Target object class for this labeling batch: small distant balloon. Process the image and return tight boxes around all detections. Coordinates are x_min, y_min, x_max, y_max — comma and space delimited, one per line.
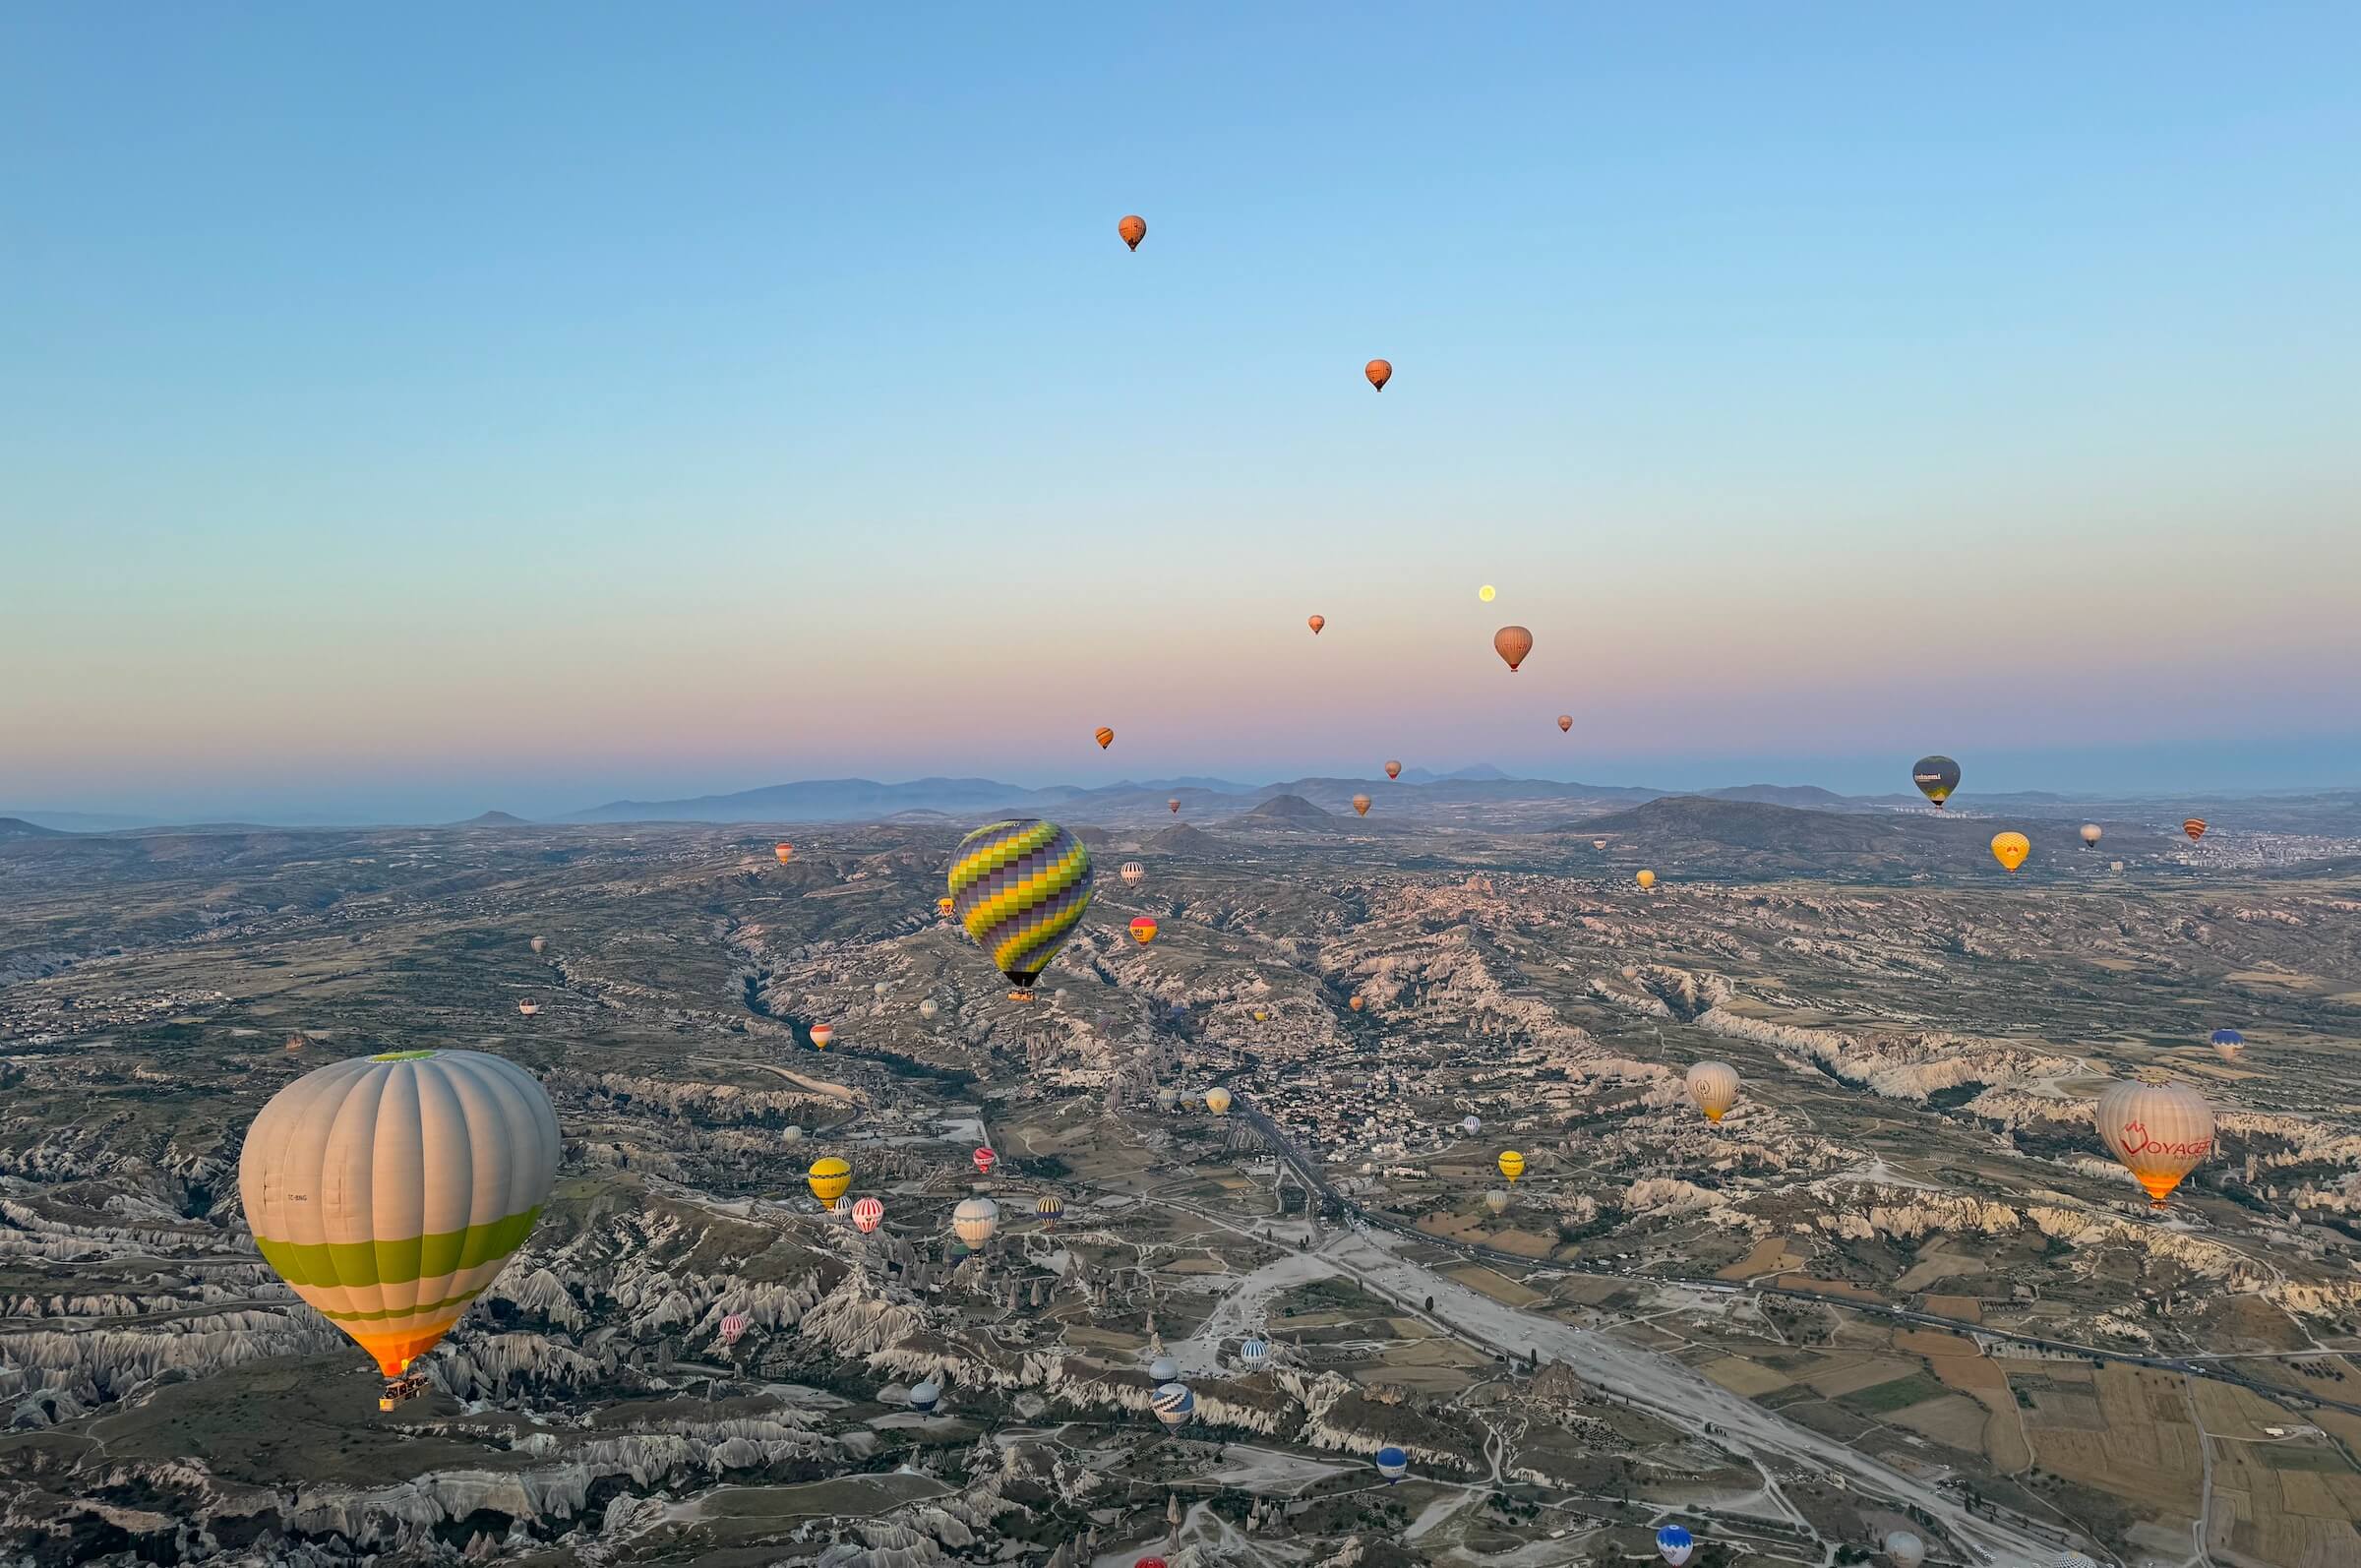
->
811, 1022, 835, 1049
529, 935, 547, 954
952, 1196, 999, 1247
1306, 614, 1325, 635
1910, 756, 1960, 809
1129, 915, 1159, 945
830, 1195, 853, 1224
1990, 831, 2029, 873
873, 981, 889, 1000
1352, 794, 1371, 817
2096, 1080, 2214, 1206
2183, 816, 2209, 842
853, 1196, 884, 1233
807, 1157, 852, 1203
1349, 995, 1364, 1012
2081, 823, 2103, 848
1035, 1193, 1064, 1224
1117, 213, 1146, 251
1206, 1087, 1233, 1115
2210, 1027, 2245, 1063
1483, 1187, 1509, 1215
938, 895, 955, 918
1374, 1445, 1410, 1481
774, 842, 795, 865
919, 997, 939, 1021
1557, 714, 1573, 733
1636, 870, 1657, 890
1253, 1009, 1267, 1023
1168, 798, 1181, 814
1478, 584, 1495, 602
1492, 625, 1533, 672
1498, 1149, 1526, 1182
1151, 1380, 1195, 1428
1884, 1532, 1925, 1568
973, 1145, 998, 1177
1094, 726, 1115, 751
1364, 359, 1392, 392
1686, 1060, 1740, 1122
1120, 861, 1146, 886
719, 1311, 751, 1348
908, 1378, 941, 1413
1384, 760, 1401, 780
1239, 1337, 1269, 1370
516, 1000, 538, 1017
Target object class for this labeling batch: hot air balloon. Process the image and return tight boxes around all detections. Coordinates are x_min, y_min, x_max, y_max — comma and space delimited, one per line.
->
1492, 626, 1533, 673
811, 1023, 835, 1050
283, 1033, 307, 1054
1137, 1558, 1168, 1568
1094, 726, 1115, 751
1460, 1116, 1482, 1136
873, 981, 890, 1001
2052, 1553, 2098, 1568
782, 1125, 805, 1144
239, 1051, 560, 1406
1498, 1150, 1526, 1183
1148, 1353, 1179, 1382
938, 895, 955, 918
919, 997, 939, 1021
1374, 1445, 1410, 1481
1151, 1381, 1195, 1428
1352, 794, 1371, 816
1884, 1532, 1925, 1568
1685, 1061, 1740, 1123
948, 819, 1095, 1000
2183, 817, 2209, 842
853, 1196, 884, 1234
2081, 823, 2103, 849
720, 1311, 751, 1348
1239, 1336, 1269, 1371
1364, 359, 1392, 392
1557, 714, 1573, 733
2210, 1027, 2245, 1063
973, 1146, 998, 1178
2096, 1080, 2213, 1207
1206, 1087, 1233, 1116
1117, 214, 1146, 251
1636, 870, 1658, 891
1120, 861, 1146, 886
1168, 798, 1180, 814
529, 935, 547, 954
516, 1000, 538, 1017
1384, 760, 1402, 780
1156, 1087, 1180, 1113
1478, 584, 1495, 602
1990, 831, 2030, 873
1483, 1187, 1510, 1215
1349, 995, 1364, 1011
1035, 1193, 1064, 1225
828, 1196, 853, 1225
774, 842, 795, 865
1306, 614, 1325, 634
952, 1196, 999, 1248
1657, 1526, 1696, 1567
1910, 756, 1960, 809
1593, 839, 1607, 851
807, 1157, 852, 1203
1129, 915, 1159, 945
908, 1378, 941, 1413
1253, 1009, 1267, 1023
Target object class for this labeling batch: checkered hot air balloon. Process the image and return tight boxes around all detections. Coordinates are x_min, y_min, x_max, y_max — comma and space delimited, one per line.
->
947, 819, 1095, 999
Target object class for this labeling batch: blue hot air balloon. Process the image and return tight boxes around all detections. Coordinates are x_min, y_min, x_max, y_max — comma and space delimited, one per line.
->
1239, 1337, 1270, 1371
1374, 1445, 1409, 1482
1151, 1381, 1194, 1429
908, 1378, 941, 1413
2210, 1027, 2246, 1062
1657, 1526, 1696, 1566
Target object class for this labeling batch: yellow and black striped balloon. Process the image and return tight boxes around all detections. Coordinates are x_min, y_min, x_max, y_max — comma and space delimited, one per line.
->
947, 819, 1094, 992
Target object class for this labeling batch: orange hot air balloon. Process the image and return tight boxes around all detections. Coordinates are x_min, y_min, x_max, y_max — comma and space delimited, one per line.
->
1557, 714, 1573, 733
1118, 214, 1146, 251
1352, 794, 1371, 816
1306, 615, 1325, 635
1168, 798, 1180, 814
1094, 726, 1115, 751
1349, 995, 1364, 1012
810, 1023, 834, 1050
1364, 359, 1392, 392
773, 843, 794, 865
1990, 832, 2030, 873
2183, 817, 2208, 842
1635, 870, 1657, 890
1492, 626, 1533, 673
1384, 760, 1401, 780
1128, 916, 1159, 946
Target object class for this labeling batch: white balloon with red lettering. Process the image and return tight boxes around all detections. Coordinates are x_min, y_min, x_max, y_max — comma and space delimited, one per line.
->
2095, 1080, 2214, 1207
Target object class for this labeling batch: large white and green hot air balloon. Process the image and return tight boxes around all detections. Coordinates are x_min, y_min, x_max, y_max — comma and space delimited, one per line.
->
239, 1050, 560, 1404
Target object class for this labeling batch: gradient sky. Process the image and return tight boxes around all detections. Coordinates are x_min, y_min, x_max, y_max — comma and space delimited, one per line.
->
6, 4, 2357, 822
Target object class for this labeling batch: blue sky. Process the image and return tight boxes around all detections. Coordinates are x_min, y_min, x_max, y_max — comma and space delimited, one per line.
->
5, 4, 2356, 822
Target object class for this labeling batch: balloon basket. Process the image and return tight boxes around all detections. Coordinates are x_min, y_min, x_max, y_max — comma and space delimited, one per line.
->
1006, 989, 1035, 1002
379, 1371, 428, 1412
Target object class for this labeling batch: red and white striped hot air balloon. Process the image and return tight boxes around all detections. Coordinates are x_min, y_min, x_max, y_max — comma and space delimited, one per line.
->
810, 1023, 834, 1050
853, 1196, 883, 1234
973, 1145, 997, 1178
720, 1312, 751, 1347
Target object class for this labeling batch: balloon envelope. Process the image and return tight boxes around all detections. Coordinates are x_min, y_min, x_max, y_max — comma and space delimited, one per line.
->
1492, 625, 1533, 672
1352, 794, 1371, 816
1151, 1380, 1194, 1426
1035, 1193, 1064, 1221
1349, 995, 1364, 1011
1374, 1445, 1409, 1480
239, 1050, 561, 1378
1885, 1533, 1925, 1568
2184, 817, 2209, 841
1206, 1087, 1233, 1115
1991, 831, 2030, 873
2096, 1081, 2214, 1205
1117, 213, 1145, 250
1364, 359, 1391, 391
973, 1146, 997, 1176
773, 842, 795, 864
720, 1311, 751, 1346
2081, 822, 2103, 847
1483, 1188, 1509, 1215
1384, 760, 1401, 779
1240, 1337, 1269, 1368
1636, 870, 1658, 890
1094, 726, 1115, 751
948, 819, 1095, 994
1120, 861, 1146, 886
853, 1197, 884, 1233
2210, 1027, 2245, 1063
1129, 915, 1159, 945
1498, 1149, 1526, 1182
908, 1378, 940, 1412
1168, 798, 1180, 813
1306, 614, 1325, 634
811, 1023, 835, 1049
808, 1158, 852, 1202
1686, 1060, 1740, 1122
1557, 714, 1572, 733
952, 1197, 999, 1247
1657, 1526, 1695, 1567
1911, 756, 1960, 807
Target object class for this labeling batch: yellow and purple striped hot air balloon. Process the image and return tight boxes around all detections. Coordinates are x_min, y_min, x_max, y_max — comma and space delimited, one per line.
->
238, 1050, 560, 1405
947, 819, 1095, 999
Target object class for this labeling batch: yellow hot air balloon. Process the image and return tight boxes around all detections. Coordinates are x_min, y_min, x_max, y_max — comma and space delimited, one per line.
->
2095, 1081, 2213, 1207
1636, 870, 1657, 890
1206, 1086, 1233, 1116
1478, 584, 1495, 602
1352, 794, 1371, 816
1990, 831, 2029, 873
807, 1157, 853, 1203
239, 1051, 560, 1399
1253, 1009, 1267, 1023
1685, 1060, 1740, 1122
1492, 625, 1533, 672
938, 895, 955, 918
1497, 1149, 1526, 1183
1117, 213, 1146, 251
